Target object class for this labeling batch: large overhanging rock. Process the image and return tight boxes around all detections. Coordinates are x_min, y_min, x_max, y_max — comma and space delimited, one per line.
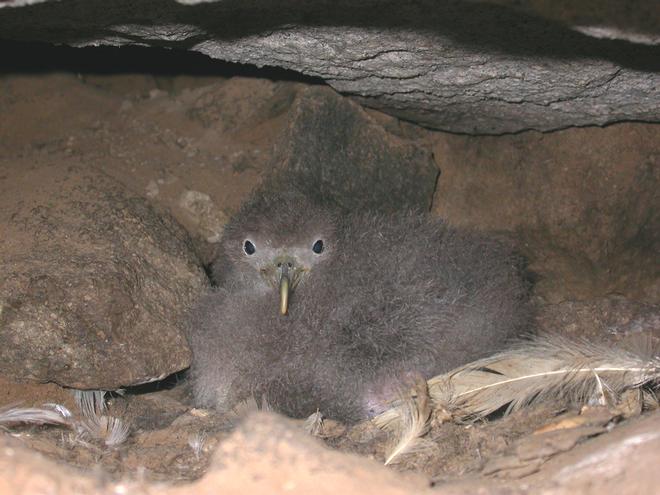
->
0, 0, 658, 134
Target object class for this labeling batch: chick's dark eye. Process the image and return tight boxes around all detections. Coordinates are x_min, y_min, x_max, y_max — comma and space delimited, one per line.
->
312, 239, 324, 254
243, 240, 256, 255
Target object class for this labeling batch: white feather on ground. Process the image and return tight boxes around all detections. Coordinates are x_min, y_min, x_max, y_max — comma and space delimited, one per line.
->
0, 389, 129, 447
429, 334, 660, 420
303, 410, 324, 436
72, 390, 129, 446
73, 390, 107, 417
0, 406, 71, 428
375, 377, 432, 465
187, 432, 207, 459
78, 413, 130, 447
374, 333, 660, 464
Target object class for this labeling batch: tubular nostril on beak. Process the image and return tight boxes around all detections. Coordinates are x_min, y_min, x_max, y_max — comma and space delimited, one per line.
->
275, 257, 295, 271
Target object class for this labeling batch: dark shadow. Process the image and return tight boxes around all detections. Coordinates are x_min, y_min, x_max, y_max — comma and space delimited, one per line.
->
0, 0, 657, 72
120, 369, 189, 396
0, 38, 323, 83
201, 262, 216, 287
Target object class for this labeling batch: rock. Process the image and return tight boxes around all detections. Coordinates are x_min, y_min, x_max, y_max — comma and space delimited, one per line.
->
2, 409, 660, 495
0, 411, 430, 495
431, 123, 660, 304
200, 412, 431, 495
145, 179, 160, 198
0, 163, 207, 389
177, 190, 227, 243
184, 77, 298, 133
0, 1, 657, 133
521, 411, 660, 494
537, 295, 660, 343
273, 86, 438, 212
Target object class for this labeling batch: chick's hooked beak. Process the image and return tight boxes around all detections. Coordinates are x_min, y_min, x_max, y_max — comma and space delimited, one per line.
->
279, 262, 290, 316
273, 257, 305, 316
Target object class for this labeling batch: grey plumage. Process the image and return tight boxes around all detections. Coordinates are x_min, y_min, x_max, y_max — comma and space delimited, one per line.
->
187, 187, 532, 423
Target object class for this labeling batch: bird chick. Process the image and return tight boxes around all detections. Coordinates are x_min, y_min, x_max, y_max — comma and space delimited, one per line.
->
187, 188, 532, 423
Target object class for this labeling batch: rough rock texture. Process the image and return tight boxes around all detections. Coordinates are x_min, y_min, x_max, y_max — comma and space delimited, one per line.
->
432, 123, 660, 304
0, 412, 432, 495
0, 68, 297, 259
273, 86, 439, 212
199, 413, 431, 495
0, 163, 207, 389
2, 410, 660, 495
520, 411, 660, 494
0, 0, 658, 133
537, 295, 660, 344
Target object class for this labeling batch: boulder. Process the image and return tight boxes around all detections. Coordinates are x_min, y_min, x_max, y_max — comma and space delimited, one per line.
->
273, 86, 438, 212
0, 163, 207, 389
432, 123, 660, 304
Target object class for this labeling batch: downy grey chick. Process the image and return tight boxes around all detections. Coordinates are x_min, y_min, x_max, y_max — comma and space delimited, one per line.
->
188, 188, 532, 423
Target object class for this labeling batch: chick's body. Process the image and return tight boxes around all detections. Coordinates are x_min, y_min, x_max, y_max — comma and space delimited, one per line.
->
188, 190, 531, 422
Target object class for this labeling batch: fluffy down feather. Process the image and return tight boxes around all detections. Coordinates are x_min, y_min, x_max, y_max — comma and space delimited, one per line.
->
187, 188, 532, 422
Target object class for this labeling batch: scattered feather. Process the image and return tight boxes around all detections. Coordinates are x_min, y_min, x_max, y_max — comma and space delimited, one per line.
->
101, 416, 130, 446
589, 371, 609, 406
303, 410, 324, 436
187, 432, 207, 459
2, 389, 129, 447
61, 431, 103, 452
79, 415, 130, 447
73, 390, 107, 418
373, 334, 660, 466
372, 404, 402, 431
44, 403, 73, 418
0, 406, 71, 428
427, 333, 660, 421
228, 396, 273, 424
73, 390, 129, 446
382, 378, 432, 465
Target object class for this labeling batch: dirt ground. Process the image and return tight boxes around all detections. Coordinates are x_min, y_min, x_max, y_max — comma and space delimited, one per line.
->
0, 44, 659, 494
